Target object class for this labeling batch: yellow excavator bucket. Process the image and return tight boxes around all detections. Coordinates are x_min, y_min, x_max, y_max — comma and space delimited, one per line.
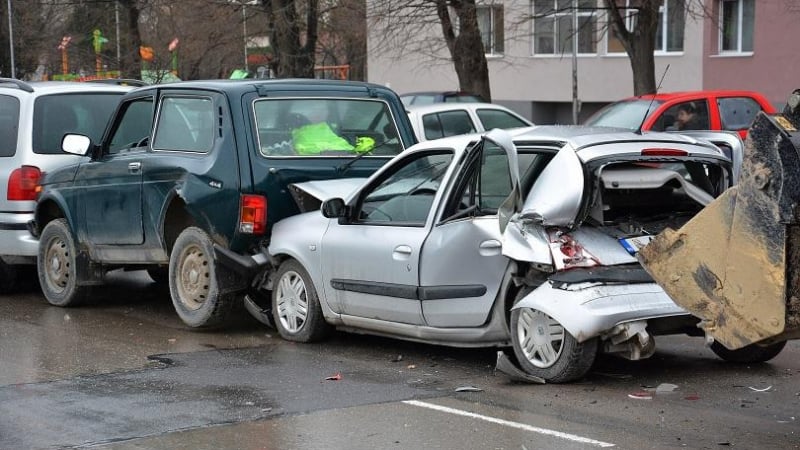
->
640, 90, 800, 350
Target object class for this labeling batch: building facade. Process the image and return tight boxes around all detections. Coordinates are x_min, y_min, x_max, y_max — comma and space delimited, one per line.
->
367, 0, 798, 124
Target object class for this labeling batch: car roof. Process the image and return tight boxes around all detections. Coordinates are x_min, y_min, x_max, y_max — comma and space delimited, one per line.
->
405, 102, 520, 115
621, 90, 768, 102
126, 78, 397, 96
0, 80, 132, 96
401, 91, 476, 96
407, 125, 726, 160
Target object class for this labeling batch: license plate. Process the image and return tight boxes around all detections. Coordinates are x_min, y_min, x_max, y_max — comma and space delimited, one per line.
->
619, 236, 654, 255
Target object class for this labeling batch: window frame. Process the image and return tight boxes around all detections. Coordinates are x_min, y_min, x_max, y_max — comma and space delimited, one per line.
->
532, 0, 598, 56
718, 0, 755, 54
152, 94, 216, 154
477, 4, 505, 55
606, 0, 684, 55
104, 94, 155, 156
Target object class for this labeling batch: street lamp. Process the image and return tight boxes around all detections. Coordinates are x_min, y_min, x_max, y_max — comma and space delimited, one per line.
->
6, 0, 15, 78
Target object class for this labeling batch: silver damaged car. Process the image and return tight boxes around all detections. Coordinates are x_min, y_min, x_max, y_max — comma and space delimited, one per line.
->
235, 126, 763, 383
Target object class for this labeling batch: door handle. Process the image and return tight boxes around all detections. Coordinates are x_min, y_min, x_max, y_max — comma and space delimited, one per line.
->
392, 245, 413, 260
479, 239, 502, 256
128, 162, 141, 173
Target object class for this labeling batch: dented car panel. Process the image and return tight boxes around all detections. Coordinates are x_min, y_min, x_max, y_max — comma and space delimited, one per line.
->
640, 102, 800, 350
518, 143, 584, 227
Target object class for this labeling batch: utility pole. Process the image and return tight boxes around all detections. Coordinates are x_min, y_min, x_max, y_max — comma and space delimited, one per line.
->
115, 1, 121, 70
243, 2, 248, 71
571, 0, 579, 125
6, 0, 15, 78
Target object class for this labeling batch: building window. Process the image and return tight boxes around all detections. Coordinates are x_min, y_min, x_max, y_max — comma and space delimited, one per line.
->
478, 4, 505, 55
533, 0, 597, 55
606, 0, 684, 54
720, 0, 754, 53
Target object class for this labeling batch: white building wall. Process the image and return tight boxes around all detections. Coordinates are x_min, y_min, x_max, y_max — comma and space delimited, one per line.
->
367, 1, 706, 122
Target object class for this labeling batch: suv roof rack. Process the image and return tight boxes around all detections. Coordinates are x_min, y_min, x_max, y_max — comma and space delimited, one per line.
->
0, 78, 34, 93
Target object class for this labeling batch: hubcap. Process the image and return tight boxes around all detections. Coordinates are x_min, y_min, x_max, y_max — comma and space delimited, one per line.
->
276, 270, 309, 333
517, 308, 565, 369
176, 243, 210, 311
44, 236, 70, 293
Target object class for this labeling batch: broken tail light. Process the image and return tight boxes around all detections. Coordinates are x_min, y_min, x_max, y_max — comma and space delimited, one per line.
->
240, 194, 267, 235
7, 165, 42, 201
548, 229, 599, 271
641, 148, 688, 157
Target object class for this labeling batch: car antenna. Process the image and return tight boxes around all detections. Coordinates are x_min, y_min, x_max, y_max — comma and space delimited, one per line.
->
635, 64, 670, 135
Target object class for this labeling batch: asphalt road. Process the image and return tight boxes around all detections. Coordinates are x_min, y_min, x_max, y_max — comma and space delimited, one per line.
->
1, 270, 798, 450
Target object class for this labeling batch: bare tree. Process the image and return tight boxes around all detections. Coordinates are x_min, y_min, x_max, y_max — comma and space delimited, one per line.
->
369, 1, 491, 101
260, 0, 319, 78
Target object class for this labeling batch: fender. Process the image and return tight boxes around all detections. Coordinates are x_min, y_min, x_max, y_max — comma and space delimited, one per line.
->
33, 191, 79, 239
512, 281, 688, 343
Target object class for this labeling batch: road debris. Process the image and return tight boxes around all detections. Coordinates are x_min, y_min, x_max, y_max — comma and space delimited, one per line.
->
325, 373, 343, 381
748, 385, 773, 392
684, 394, 700, 401
455, 386, 483, 392
494, 351, 545, 384
391, 354, 403, 362
628, 391, 653, 400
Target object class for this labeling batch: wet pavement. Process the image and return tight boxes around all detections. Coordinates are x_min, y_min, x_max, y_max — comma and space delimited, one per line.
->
1, 271, 799, 449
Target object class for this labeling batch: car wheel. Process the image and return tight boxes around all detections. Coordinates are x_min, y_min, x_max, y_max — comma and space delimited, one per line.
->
710, 340, 786, 363
272, 258, 330, 342
510, 307, 598, 383
37, 218, 90, 306
0, 258, 17, 295
169, 227, 236, 328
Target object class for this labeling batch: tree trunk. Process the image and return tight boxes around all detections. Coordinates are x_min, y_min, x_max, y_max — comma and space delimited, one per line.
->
118, 0, 142, 79
605, 0, 660, 96
435, 0, 491, 102
263, 0, 318, 78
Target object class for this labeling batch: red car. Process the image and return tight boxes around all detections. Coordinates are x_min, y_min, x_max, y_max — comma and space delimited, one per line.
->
584, 90, 776, 139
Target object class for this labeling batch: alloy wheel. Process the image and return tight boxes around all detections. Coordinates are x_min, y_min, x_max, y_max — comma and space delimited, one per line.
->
516, 308, 566, 368
276, 270, 309, 333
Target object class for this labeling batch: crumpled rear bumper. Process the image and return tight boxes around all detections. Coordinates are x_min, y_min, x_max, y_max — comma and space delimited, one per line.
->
512, 281, 688, 343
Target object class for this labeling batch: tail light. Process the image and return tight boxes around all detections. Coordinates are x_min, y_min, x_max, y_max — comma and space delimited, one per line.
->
548, 229, 599, 271
7, 165, 42, 201
240, 194, 267, 235
641, 148, 687, 156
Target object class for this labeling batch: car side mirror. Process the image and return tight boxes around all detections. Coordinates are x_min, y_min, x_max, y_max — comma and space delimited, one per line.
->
62, 134, 91, 156
321, 198, 346, 218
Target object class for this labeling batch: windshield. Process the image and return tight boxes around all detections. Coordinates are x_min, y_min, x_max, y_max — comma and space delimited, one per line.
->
584, 99, 664, 130
254, 98, 403, 157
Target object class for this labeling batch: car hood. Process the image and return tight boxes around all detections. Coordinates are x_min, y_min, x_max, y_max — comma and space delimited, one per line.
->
288, 177, 367, 212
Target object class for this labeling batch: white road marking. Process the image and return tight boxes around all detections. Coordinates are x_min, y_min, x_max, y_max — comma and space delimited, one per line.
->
403, 400, 615, 448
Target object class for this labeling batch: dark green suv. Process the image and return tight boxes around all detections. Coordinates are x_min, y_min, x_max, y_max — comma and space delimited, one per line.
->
32, 79, 415, 327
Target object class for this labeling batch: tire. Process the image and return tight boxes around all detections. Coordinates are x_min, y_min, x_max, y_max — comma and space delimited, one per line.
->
271, 258, 330, 342
0, 258, 17, 295
510, 306, 598, 383
37, 218, 90, 306
711, 340, 786, 363
168, 227, 237, 328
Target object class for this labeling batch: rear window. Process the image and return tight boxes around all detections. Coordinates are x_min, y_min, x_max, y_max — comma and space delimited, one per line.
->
476, 108, 530, 130
718, 96, 762, 131
584, 99, 663, 130
32, 93, 122, 154
0, 95, 20, 157
422, 110, 475, 140
254, 98, 403, 157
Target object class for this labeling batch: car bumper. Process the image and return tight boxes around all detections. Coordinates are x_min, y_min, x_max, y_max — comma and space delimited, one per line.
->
512, 281, 689, 343
0, 212, 38, 260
